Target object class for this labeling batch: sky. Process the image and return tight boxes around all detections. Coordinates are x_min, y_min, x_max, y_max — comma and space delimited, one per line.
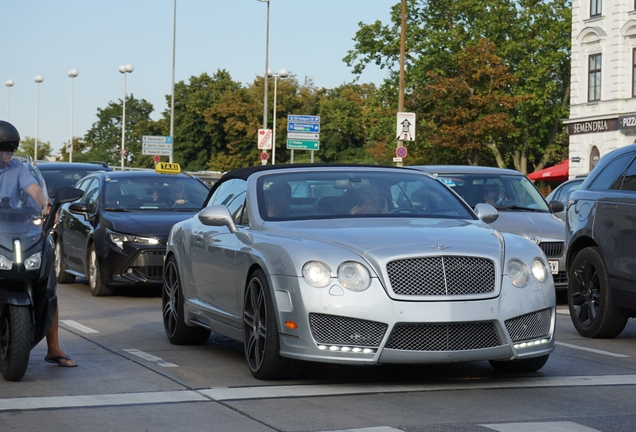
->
2, 0, 398, 157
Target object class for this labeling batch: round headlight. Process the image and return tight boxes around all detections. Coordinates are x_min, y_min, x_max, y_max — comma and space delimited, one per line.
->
302, 261, 332, 288
507, 259, 529, 287
337, 261, 371, 292
531, 258, 548, 283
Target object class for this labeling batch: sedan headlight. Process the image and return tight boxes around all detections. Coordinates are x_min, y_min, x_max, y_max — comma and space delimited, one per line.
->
0, 253, 12, 270
24, 252, 42, 270
507, 259, 529, 287
337, 261, 371, 292
531, 258, 548, 283
108, 231, 160, 250
302, 261, 332, 288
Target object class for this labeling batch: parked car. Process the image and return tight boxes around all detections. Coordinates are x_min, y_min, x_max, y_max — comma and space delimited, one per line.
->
35, 161, 111, 202
163, 164, 556, 380
411, 166, 567, 290
54, 168, 209, 296
545, 177, 586, 222
566, 144, 636, 338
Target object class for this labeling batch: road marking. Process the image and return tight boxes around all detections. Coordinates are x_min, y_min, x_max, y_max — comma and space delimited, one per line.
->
556, 307, 569, 315
2, 374, 636, 412
481, 421, 600, 431
123, 349, 179, 367
60, 320, 99, 333
0, 391, 206, 411
556, 341, 629, 358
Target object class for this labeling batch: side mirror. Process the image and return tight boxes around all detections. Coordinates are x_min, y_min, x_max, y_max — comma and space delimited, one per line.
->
69, 202, 89, 214
474, 203, 499, 224
549, 200, 565, 213
43, 187, 84, 232
198, 205, 237, 233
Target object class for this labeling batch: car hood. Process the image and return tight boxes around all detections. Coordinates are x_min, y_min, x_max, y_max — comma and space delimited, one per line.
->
269, 218, 504, 259
104, 211, 197, 238
490, 211, 565, 242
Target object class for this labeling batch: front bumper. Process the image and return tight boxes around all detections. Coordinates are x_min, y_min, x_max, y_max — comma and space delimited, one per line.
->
98, 241, 165, 286
271, 276, 556, 366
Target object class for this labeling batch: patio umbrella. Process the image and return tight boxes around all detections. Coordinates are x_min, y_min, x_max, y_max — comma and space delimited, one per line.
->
528, 160, 569, 182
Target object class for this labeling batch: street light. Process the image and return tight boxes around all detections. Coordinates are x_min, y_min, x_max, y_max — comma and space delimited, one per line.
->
5, 80, 13, 120
170, 0, 177, 164
119, 64, 134, 169
34, 75, 43, 161
268, 68, 289, 165
258, 0, 270, 163
67, 69, 78, 163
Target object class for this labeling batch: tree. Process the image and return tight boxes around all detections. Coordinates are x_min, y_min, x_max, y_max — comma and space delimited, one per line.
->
15, 137, 53, 161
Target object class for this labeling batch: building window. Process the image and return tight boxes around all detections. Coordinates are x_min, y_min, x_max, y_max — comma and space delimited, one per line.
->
590, 0, 601, 17
588, 54, 602, 102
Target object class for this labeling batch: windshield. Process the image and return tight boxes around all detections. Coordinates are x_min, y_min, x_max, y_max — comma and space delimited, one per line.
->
435, 173, 550, 212
0, 157, 45, 235
39, 166, 107, 199
257, 170, 475, 221
103, 176, 209, 211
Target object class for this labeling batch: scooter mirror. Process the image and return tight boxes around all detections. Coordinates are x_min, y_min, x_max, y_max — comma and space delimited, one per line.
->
43, 187, 84, 232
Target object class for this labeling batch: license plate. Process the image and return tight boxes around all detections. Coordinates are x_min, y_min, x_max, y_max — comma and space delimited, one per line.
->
549, 260, 559, 275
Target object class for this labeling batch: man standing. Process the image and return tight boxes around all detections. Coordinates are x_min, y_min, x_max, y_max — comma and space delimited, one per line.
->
0, 120, 77, 367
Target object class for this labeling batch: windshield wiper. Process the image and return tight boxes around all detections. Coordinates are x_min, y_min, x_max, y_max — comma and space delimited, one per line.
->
104, 207, 132, 212
496, 205, 546, 212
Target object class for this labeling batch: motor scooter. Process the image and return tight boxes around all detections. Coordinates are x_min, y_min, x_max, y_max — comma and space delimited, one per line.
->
0, 158, 82, 381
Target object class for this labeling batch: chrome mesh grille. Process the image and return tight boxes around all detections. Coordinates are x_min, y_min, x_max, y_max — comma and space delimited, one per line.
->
309, 314, 388, 347
130, 250, 165, 279
539, 242, 564, 258
505, 308, 552, 342
386, 256, 496, 296
386, 322, 502, 351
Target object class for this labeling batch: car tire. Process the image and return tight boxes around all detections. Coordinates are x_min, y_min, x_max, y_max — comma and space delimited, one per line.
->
0, 305, 33, 382
88, 244, 114, 297
243, 269, 296, 380
55, 240, 75, 284
162, 256, 210, 345
568, 246, 628, 338
489, 354, 549, 373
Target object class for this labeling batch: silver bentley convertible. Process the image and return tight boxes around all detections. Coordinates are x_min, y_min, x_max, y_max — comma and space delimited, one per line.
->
162, 165, 556, 379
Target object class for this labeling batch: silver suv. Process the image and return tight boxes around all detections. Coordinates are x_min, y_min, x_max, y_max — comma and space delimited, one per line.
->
566, 144, 636, 338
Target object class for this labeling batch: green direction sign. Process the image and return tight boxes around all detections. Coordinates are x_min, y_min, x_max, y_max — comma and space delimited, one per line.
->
287, 139, 319, 150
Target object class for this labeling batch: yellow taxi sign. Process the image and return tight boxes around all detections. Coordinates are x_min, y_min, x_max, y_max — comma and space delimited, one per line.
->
155, 162, 181, 174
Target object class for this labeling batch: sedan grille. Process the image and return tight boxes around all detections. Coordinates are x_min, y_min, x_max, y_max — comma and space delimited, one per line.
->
386, 322, 502, 351
129, 250, 165, 280
309, 313, 388, 347
539, 242, 564, 258
386, 256, 496, 296
505, 308, 552, 342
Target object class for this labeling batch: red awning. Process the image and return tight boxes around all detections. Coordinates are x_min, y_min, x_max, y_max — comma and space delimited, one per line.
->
528, 160, 569, 182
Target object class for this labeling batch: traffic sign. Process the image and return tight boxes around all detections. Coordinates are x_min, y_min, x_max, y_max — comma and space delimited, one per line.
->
287, 122, 320, 133
288, 115, 320, 122
142, 135, 173, 144
287, 139, 319, 150
153, 155, 161, 163
396, 112, 416, 141
288, 132, 319, 140
258, 129, 273, 150
261, 151, 269, 160
396, 146, 407, 158
143, 149, 172, 156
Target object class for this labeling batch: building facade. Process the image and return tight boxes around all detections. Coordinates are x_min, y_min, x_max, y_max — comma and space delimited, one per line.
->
566, 0, 636, 177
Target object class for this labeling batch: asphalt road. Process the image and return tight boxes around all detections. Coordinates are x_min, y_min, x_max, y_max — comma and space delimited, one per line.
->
2, 281, 636, 432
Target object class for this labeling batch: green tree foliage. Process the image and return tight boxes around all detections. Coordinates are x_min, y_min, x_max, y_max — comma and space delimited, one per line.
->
344, 0, 571, 173
82, 95, 159, 167
16, 137, 53, 161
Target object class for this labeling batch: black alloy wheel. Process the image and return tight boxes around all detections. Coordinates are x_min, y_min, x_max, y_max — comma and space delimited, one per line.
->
88, 244, 113, 296
0, 305, 33, 382
568, 247, 628, 338
162, 256, 210, 345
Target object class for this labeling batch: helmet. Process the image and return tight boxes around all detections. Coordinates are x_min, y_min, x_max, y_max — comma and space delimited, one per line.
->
0, 121, 20, 152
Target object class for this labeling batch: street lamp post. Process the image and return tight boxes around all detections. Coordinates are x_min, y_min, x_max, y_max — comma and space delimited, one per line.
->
34, 75, 43, 161
5, 80, 13, 121
68, 69, 78, 163
268, 68, 288, 165
258, 0, 270, 164
170, 0, 177, 164
119, 64, 134, 169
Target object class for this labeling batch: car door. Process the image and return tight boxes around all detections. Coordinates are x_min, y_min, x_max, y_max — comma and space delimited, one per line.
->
590, 153, 636, 298
64, 177, 100, 274
190, 178, 247, 324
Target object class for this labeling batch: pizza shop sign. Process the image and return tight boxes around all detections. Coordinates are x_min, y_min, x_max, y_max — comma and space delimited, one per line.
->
567, 119, 618, 135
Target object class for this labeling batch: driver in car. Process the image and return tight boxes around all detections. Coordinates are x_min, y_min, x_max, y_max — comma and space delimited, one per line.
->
0, 120, 77, 367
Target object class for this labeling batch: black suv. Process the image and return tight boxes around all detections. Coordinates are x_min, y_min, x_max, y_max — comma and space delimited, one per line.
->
566, 143, 636, 338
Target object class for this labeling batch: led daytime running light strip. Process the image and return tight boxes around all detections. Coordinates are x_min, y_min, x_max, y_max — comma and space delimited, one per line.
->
513, 338, 550, 349
14, 239, 22, 264
317, 345, 376, 354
